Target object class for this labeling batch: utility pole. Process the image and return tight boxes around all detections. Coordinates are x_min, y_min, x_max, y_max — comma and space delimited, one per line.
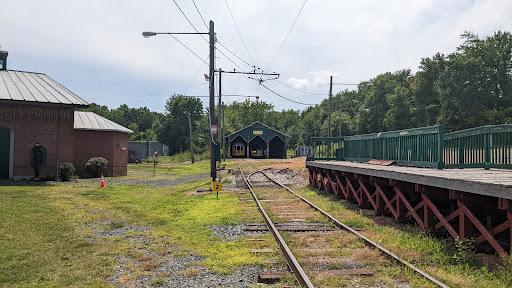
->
185, 111, 194, 163
209, 20, 216, 181
328, 75, 333, 138
217, 69, 222, 169
339, 103, 342, 137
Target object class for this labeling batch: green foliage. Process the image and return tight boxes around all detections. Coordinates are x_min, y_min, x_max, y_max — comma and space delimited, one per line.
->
78, 30, 512, 153
452, 237, 476, 265
85, 157, 108, 178
59, 162, 75, 182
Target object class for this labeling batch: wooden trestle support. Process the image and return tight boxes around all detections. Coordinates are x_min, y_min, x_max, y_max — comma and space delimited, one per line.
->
308, 166, 512, 255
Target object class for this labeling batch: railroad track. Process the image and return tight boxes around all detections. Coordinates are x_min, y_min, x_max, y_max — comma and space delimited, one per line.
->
238, 162, 449, 288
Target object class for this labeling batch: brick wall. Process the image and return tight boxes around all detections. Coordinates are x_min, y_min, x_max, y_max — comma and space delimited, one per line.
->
0, 103, 74, 179
0, 103, 129, 179
73, 130, 128, 177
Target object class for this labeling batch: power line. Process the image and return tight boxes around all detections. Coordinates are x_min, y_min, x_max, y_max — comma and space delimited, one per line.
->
169, 34, 208, 65
267, 0, 308, 71
172, 0, 204, 35
216, 48, 246, 72
333, 83, 360, 85
182, 94, 259, 98
276, 79, 325, 95
259, 83, 315, 106
191, 0, 209, 30
86, 83, 209, 100
183, 60, 207, 95
216, 40, 253, 69
224, 0, 255, 66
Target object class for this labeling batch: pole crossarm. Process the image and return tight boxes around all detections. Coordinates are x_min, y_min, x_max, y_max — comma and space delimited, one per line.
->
214, 69, 280, 77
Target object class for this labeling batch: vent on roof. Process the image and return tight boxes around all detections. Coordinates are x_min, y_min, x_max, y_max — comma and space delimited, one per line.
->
0, 50, 7, 70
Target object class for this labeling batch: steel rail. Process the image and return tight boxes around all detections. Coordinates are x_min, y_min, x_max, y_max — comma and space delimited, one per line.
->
257, 169, 450, 288
238, 164, 314, 288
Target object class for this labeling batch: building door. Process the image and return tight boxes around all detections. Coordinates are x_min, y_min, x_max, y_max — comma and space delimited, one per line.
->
0, 126, 10, 179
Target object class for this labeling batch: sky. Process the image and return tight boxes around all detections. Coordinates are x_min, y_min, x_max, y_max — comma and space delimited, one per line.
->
1, 0, 512, 113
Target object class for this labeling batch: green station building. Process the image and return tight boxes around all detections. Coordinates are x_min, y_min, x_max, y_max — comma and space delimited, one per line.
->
225, 121, 288, 159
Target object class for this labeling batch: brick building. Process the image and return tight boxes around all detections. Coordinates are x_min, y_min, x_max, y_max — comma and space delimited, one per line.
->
0, 55, 132, 179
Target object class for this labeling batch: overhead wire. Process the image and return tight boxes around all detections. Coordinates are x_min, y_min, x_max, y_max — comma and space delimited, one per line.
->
266, 0, 308, 71
259, 83, 315, 106
86, 83, 209, 100
275, 79, 326, 95
224, 0, 255, 67
191, 0, 209, 30
168, 34, 209, 65
183, 60, 207, 95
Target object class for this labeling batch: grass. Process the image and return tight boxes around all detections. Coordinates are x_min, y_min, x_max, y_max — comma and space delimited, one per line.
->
292, 185, 512, 288
0, 186, 114, 287
0, 163, 270, 287
127, 159, 234, 176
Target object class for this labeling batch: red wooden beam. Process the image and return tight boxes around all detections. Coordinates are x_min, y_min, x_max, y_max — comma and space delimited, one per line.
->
457, 200, 506, 255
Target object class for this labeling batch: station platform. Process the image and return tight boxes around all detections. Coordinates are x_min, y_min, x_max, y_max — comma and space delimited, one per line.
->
306, 160, 512, 254
306, 161, 512, 200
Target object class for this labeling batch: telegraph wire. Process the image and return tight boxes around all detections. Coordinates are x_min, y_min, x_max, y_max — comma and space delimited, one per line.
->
224, 0, 255, 66
276, 79, 325, 95
267, 0, 308, 71
259, 83, 315, 106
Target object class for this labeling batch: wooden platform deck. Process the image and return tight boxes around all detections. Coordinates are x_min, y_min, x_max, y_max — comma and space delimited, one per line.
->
306, 161, 512, 200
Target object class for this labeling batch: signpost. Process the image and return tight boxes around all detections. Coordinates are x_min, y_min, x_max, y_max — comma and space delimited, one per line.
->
211, 125, 217, 135
153, 151, 158, 176
212, 180, 222, 199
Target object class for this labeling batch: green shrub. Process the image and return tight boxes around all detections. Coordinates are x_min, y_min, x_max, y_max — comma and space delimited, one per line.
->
59, 162, 75, 182
85, 157, 108, 178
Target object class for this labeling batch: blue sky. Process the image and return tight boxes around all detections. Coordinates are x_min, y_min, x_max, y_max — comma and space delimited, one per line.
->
1, 0, 511, 113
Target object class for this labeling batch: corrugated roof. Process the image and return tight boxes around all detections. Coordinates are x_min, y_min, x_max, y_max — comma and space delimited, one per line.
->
74, 111, 133, 134
0, 70, 89, 106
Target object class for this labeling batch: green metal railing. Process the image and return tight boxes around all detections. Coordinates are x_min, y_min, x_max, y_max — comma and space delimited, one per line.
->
444, 124, 512, 169
343, 126, 444, 169
307, 137, 344, 161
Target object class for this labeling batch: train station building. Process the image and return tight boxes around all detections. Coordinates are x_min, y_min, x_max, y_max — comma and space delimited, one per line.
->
0, 53, 132, 179
225, 121, 288, 159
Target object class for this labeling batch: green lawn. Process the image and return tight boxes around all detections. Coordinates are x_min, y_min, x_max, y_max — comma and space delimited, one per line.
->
0, 163, 273, 287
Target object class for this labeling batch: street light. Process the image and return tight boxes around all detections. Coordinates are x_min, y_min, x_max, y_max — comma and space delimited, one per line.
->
143, 20, 217, 181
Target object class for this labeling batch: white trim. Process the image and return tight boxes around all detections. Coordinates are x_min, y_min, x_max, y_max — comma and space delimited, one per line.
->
9, 129, 13, 179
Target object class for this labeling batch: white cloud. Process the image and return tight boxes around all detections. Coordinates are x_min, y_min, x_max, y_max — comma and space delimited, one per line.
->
1, 0, 511, 112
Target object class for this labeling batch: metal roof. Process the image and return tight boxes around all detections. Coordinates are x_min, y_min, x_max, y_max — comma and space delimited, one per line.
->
74, 111, 133, 134
226, 121, 288, 143
0, 70, 88, 106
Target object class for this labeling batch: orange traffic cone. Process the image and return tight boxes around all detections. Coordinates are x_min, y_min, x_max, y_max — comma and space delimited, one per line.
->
101, 174, 105, 188
168, 164, 170, 172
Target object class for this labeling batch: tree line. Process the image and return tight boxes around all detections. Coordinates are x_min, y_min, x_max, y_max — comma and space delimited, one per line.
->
80, 31, 512, 156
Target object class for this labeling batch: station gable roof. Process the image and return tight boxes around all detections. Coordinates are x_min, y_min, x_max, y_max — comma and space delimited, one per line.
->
74, 111, 133, 134
226, 121, 287, 143
0, 70, 88, 106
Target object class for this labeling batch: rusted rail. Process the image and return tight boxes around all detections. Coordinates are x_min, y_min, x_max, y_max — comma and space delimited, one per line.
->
238, 164, 314, 288
257, 169, 450, 288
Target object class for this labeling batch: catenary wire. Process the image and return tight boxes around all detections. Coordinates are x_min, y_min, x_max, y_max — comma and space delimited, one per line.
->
259, 83, 315, 106
217, 41, 254, 69
266, 0, 308, 71
276, 79, 326, 95
224, 0, 255, 66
